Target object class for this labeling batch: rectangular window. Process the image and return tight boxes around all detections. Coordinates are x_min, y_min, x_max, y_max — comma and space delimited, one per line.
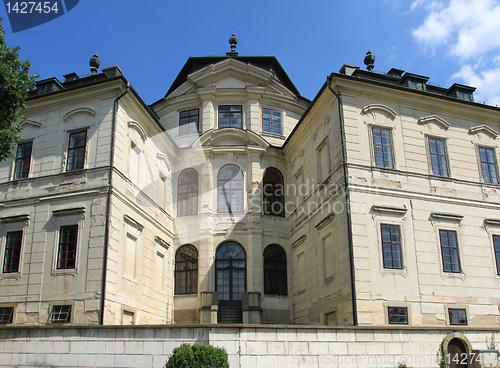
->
388, 307, 408, 324
13, 141, 32, 179
2, 231, 23, 273
50, 305, 72, 323
372, 127, 394, 168
66, 131, 87, 171
439, 230, 461, 273
179, 108, 199, 135
449, 308, 467, 325
0, 307, 14, 324
479, 147, 499, 184
428, 137, 449, 176
458, 91, 471, 101
493, 235, 500, 276
381, 224, 402, 269
262, 108, 282, 134
57, 225, 78, 269
218, 105, 242, 129
409, 81, 423, 90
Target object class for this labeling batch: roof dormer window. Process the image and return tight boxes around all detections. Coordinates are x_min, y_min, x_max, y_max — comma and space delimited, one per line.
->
409, 81, 423, 91
458, 91, 472, 101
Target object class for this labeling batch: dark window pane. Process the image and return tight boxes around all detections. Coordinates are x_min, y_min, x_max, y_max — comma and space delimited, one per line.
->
57, 225, 78, 269
263, 168, 284, 217
429, 138, 449, 176
175, 245, 198, 295
264, 244, 287, 295
439, 230, 461, 273
13, 141, 33, 179
449, 308, 467, 325
0, 307, 14, 324
50, 305, 72, 323
66, 131, 87, 171
494, 235, 500, 276
381, 224, 402, 269
3, 231, 23, 273
388, 307, 408, 324
479, 147, 499, 184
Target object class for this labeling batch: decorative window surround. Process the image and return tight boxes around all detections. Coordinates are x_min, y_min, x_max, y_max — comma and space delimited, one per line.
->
372, 206, 407, 216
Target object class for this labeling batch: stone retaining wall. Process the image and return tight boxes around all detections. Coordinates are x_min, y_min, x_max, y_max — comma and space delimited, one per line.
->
0, 325, 499, 368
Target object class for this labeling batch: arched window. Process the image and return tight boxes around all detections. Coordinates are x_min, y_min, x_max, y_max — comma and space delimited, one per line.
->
218, 164, 244, 213
263, 168, 284, 216
175, 245, 198, 295
177, 168, 198, 216
264, 244, 287, 296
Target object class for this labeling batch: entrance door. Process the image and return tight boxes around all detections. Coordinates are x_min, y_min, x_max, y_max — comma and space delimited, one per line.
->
215, 242, 246, 308
448, 338, 468, 368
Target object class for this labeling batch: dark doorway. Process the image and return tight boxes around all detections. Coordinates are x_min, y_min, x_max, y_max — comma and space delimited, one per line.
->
448, 338, 468, 368
215, 241, 246, 308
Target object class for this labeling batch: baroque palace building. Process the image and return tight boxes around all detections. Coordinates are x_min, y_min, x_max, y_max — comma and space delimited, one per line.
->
0, 37, 500, 334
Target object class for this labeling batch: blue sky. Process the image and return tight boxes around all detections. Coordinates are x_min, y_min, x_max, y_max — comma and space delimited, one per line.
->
2, 0, 500, 106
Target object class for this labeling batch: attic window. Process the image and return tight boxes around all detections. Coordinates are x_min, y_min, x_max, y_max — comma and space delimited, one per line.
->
409, 81, 423, 91
458, 91, 472, 101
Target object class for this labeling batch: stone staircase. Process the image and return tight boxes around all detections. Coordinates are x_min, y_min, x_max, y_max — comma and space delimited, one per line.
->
217, 307, 243, 324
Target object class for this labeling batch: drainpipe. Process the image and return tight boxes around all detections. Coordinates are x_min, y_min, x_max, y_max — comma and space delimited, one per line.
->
326, 74, 358, 326
100, 81, 130, 325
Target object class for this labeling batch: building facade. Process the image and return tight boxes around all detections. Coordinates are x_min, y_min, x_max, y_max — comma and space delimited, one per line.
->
0, 42, 499, 336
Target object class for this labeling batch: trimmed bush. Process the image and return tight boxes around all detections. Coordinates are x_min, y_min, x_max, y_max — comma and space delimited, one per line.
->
165, 344, 229, 368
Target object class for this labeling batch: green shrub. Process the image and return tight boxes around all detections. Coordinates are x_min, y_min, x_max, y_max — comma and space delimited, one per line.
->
165, 343, 229, 368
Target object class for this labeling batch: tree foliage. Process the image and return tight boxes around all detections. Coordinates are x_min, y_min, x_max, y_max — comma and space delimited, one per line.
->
0, 18, 37, 162
165, 344, 229, 368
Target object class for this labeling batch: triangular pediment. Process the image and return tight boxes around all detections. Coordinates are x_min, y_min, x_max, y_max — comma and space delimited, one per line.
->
197, 128, 270, 149
168, 58, 297, 99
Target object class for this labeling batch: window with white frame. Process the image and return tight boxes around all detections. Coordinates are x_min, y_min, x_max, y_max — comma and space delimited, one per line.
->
262, 108, 282, 134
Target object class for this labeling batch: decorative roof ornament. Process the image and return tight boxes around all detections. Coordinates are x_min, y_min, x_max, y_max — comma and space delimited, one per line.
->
89, 54, 100, 74
229, 34, 238, 53
364, 51, 376, 71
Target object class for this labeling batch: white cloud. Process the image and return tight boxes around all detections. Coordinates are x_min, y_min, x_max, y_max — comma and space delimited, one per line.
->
451, 61, 500, 106
412, 0, 500, 104
412, 0, 500, 59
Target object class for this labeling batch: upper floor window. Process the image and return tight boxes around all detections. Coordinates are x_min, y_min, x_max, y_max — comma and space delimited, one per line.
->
439, 229, 461, 273
13, 141, 32, 180
175, 244, 198, 295
479, 147, 499, 184
218, 164, 244, 213
2, 231, 23, 274
0, 307, 14, 324
263, 168, 284, 217
219, 105, 242, 129
57, 225, 78, 269
493, 235, 500, 276
177, 168, 198, 217
372, 127, 394, 169
179, 108, 199, 135
262, 108, 282, 134
66, 131, 87, 171
264, 244, 287, 296
458, 91, 471, 101
409, 81, 423, 91
449, 308, 467, 325
381, 224, 402, 269
428, 137, 449, 176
